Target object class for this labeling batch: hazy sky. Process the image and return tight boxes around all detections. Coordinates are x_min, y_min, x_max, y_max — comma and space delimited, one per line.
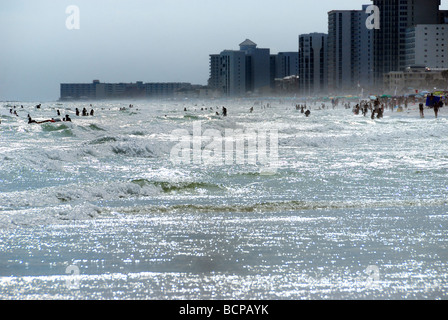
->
1, 0, 447, 101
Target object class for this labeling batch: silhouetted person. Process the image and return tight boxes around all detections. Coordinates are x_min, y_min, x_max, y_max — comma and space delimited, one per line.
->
222, 107, 227, 117
419, 103, 424, 118
305, 110, 311, 117
362, 105, 368, 117
90, 109, 94, 116
28, 116, 37, 124
434, 102, 440, 118
75, 108, 80, 116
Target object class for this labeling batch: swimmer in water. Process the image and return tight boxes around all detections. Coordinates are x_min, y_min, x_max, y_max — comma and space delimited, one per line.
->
28, 114, 55, 124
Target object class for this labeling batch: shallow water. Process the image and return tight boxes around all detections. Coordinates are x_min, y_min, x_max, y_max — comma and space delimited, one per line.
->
0, 99, 447, 299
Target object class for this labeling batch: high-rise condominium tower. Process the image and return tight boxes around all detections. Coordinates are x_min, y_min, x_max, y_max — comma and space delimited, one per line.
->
372, 0, 440, 86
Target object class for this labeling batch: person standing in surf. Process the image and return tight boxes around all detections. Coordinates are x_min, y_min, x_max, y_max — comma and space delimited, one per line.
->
419, 103, 424, 118
434, 101, 440, 118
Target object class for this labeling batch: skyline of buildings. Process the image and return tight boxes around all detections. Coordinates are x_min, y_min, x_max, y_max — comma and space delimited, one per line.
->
60, 0, 448, 101
205, 0, 448, 98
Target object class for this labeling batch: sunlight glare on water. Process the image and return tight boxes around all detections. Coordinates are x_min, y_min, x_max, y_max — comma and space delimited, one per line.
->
0, 99, 447, 299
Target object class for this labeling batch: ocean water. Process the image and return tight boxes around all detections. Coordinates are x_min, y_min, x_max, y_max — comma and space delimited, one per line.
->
0, 99, 447, 300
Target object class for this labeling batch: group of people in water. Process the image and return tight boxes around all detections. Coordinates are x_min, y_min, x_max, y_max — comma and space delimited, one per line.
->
2, 96, 445, 126
351, 95, 444, 119
28, 113, 72, 124
183, 106, 228, 117
353, 100, 384, 119
29, 104, 95, 124
2, 103, 96, 125
182, 102, 314, 118
295, 104, 311, 117
75, 107, 94, 117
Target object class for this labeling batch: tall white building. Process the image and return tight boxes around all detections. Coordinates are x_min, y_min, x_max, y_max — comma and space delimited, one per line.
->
405, 24, 448, 69
299, 33, 328, 95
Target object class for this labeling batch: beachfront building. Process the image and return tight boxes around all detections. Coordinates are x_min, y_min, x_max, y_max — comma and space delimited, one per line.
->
219, 50, 247, 97
208, 50, 247, 97
327, 6, 374, 94
60, 81, 98, 100
208, 54, 221, 89
405, 24, 448, 70
298, 33, 328, 96
60, 80, 193, 100
274, 76, 300, 95
383, 66, 448, 94
372, 0, 441, 88
239, 39, 271, 94
272, 52, 299, 79
208, 39, 272, 97
270, 52, 299, 92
